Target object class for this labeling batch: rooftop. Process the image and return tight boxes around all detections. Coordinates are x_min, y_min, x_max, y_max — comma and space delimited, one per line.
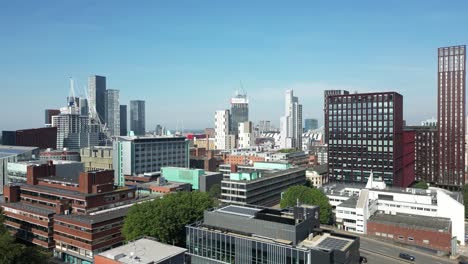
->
299, 232, 354, 252
55, 207, 129, 225
116, 135, 186, 141
307, 164, 328, 175
98, 237, 186, 264
338, 196, 358, 208
1, 201, 55, 216
0, 145, 38, 159
369, 213, 451, 232
41, 175, 79, 185
12, 159, 82, 166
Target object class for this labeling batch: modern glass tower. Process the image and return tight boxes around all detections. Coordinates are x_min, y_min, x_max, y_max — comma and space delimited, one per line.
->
230, 93, 249, 135
437, 45, 466, 188
120, 105, 127, 136
88, 75, 106, 123
280, 89, 302, 149
130, 100, 146, 136
105, 89, 120, 137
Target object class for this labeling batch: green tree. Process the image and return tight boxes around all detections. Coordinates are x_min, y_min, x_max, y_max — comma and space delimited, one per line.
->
0, 208, 49, 264
208, 184, 221, 199
413, 180, 428, 189
304, 178, 314, 188
122, 191, 214, 246
280, 185, 332, 224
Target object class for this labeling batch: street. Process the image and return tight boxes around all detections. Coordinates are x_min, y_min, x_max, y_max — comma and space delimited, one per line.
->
360, 237, 455, 264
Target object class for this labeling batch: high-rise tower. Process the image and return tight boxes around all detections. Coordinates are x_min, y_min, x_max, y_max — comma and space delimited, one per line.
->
105, 89, 120, 137
437, 45, 466, 188
280, 90, 302, 149
230, 93, 249, 135
130, 100, 146, 136
88, 75, 106, 123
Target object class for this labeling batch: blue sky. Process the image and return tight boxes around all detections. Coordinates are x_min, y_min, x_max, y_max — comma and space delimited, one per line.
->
1, 0, 467, 131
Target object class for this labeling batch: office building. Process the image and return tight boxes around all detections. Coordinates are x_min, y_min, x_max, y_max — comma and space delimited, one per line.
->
214, 110, 232, 150
1, 127, 57, 149
95, 237, 187, 264
326, 92, 413, 187
130, 100, 145, 136
119, 105, 127, 136
80, 146, 113, 171
324, 173, 465, 249
230, 93, 249, 135
44, 109, 61, 127
7, 160, 84, 184
406, 126, 438, 183
324, 90, 349, 144
186, 204, 361, 264
220, 162, 306, 206
0, 146, 39, 194
88, 75, 106, 123
280, 89, 303, 149
113, 135, 189, 186
238, 121, 254, 149
304, 118, 319, 131
161, 167, 222, 192
1, 167, 140, 263
105, 89, 120, 137
437, 45, 466, 188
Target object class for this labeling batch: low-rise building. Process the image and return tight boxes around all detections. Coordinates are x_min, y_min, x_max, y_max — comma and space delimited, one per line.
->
186, 204, 361, 264
161, 167, 222, 192
80, 146, 113, 171
1, 127, 57, 149
94, 237, 187, 264
39, 148, 81, 161
0, 145, 39, 194
322, 172, 465, 251
220, 162, 306, 206
7, 160, 84, 184
306, 164, 328, 187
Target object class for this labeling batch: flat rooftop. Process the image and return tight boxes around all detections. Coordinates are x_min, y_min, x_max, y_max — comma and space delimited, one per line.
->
1, 201, 55, 216
300, 232, 354, 252
11, 160, 82, 166
0, 145, 38, 159
98, 237, 186, 264
55, 207, 129, 225
116, 135, 186, 141
338, 196, 358, 208
369, 213, 451, 232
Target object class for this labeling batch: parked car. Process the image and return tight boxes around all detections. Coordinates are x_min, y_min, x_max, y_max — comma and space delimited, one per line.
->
399, 253, 415, 261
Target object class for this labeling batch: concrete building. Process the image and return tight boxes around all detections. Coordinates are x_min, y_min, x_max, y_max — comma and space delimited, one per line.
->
310, 144, 328, 165
2, 127, 57, 149
113, 135, 189, 187
222, 148, 309, 167
130, 100, 145, 136
119, 105, 127, 136
105, 89, 120, 137
7, 160, 84, 184
95, 237, 186, 264
80, 146, 113, 171
280, 89, 303, 149
304, 118, 318, 131
238, 121, 254, 149
437, 45, 466, 188
161, 167, 222, 192
326, 91, 414, 187
39, 148, 81, 161
230, 92, 249, 135
406, 126, 438, 183
323, 173, 465, 249
88, 75, 106, 123
52, 106, 100, 150
0, 146, 39, 194
45, 109, 61, 127
220, 162, 306, 206
186, 204, 361, 264
214, 110, 232, 150
306, 164, 328, 187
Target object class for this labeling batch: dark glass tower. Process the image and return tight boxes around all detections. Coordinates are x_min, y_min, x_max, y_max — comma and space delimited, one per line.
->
120, 105, 127, 136
230, 94, 248, 135
130, 100, 145, 136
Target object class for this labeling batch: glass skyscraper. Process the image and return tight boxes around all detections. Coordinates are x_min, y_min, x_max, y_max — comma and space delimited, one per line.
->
105, 89, 120, 137
88, 75, 106, 123
130, 100, 145, 136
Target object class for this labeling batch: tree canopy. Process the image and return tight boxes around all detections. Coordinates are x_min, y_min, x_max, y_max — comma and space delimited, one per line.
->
208, 184, 221, 199
413, 180, 428, 189
0, 208, 50, 264
280, 185, 332, 224
122, 191, 214, 246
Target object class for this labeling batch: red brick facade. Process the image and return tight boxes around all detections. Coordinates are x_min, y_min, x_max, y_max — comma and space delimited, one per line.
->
367, 220, 452, 252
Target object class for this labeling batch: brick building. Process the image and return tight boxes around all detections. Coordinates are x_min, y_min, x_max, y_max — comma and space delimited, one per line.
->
367, 213, 452, 253
1, 162, 139, 263
1, 127, 57, 149
405, 126, 438, 183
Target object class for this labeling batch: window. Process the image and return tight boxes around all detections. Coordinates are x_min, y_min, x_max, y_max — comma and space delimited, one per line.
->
398, 236, 404, 240
408, 237, 414, 241
423, 240, 429, 244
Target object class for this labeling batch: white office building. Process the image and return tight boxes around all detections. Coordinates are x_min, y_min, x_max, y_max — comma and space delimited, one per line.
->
238, 121, 254, 149
280, 89, 302, 149
215, 110, 232, 150
324, 173, 465, 246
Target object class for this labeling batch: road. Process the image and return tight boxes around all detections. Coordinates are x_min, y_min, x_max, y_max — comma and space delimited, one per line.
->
360, 237, 455, 264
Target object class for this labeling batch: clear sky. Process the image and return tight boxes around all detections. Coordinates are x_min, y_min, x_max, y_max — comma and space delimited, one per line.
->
1, 0, 467, 131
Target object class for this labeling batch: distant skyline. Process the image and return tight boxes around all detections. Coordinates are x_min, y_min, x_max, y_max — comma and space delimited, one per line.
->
1, 1, 468, 131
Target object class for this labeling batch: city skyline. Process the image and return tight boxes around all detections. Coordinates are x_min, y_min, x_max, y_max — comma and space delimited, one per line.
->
1, 1, 468, 131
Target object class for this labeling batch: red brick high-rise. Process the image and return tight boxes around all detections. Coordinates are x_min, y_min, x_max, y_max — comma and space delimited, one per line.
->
437, 45, 466, 188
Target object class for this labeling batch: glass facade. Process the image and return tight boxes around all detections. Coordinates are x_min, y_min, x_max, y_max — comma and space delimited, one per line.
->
186, 226, 310, 264
130, 100, 146, 136
326, 92, 403, 185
